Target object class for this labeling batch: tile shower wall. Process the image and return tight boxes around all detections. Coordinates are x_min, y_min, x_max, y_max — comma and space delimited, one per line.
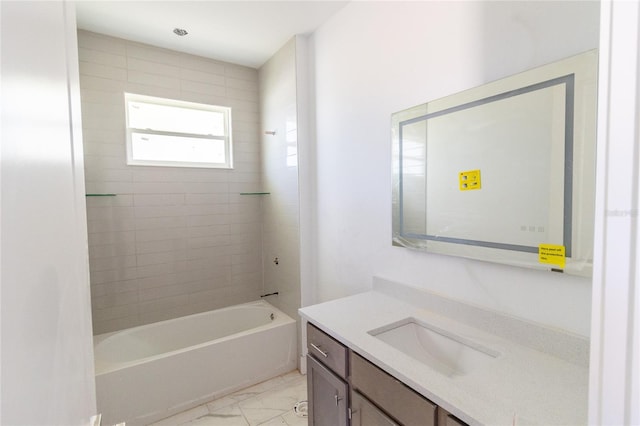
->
258, 38, 301, 324
78, 30, 263, 334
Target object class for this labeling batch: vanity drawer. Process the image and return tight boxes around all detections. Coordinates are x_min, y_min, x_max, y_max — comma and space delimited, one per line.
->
350, 352, 437, 426
307, 322, 348, 378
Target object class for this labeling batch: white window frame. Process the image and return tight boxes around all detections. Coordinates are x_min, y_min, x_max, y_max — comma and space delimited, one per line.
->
124, 93, 233, 169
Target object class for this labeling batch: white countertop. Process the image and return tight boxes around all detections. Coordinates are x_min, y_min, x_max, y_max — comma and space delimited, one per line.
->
299, 282, 588, 426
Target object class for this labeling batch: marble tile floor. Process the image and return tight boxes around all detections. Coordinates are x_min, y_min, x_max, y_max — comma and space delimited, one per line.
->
149, 371, 308, 426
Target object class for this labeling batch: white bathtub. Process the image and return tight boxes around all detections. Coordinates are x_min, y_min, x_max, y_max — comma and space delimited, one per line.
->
94, 300, 297, 425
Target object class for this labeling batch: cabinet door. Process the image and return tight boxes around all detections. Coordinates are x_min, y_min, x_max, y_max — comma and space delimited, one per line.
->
307, 354, 349, 426
351, 390, 398, 426
351, 352, 437, 426
437, 407, 469, 426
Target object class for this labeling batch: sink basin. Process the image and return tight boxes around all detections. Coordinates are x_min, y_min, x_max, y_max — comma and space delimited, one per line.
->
369, 318, 500, 377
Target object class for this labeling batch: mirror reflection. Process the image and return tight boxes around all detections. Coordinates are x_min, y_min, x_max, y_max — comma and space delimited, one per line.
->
392, 50, 598, 277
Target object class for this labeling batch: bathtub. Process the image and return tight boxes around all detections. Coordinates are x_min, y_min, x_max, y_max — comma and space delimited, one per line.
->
94, 300, 297, 426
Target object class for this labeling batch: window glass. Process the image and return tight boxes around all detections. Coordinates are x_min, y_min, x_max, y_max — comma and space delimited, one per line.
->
125, 93, 232, 168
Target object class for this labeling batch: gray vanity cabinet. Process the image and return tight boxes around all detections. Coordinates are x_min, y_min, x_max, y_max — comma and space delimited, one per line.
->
350, 352, 437, 426
306, 321, 470, 426
351, 390, 398, 426
307, 323, 349, 426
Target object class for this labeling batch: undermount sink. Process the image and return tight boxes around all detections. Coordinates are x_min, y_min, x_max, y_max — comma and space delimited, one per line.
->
369, 318, 500, 377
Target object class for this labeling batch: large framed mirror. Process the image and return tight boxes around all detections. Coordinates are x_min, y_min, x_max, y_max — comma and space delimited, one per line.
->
392, 50, 598, 277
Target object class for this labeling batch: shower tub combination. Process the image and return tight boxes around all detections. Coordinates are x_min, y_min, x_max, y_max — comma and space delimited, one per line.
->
94, 300, 297, 426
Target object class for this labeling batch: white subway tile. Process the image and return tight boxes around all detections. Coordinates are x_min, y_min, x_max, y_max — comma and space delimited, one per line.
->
132, 169, 185, 183
137, 273, 180, 290
83, 142, 125, 157
85, 169, 132, 183
92, 303, 139, 322
226, 88, 258, 103
187, 235, 231, 249
186, 214, 229, 227
128, 70, 180, 90
78, 31, 127, 55
90, 267, 138, 285
89, 241, 136, 259
186, 224, 230, 238
136, 238, 187, 254
81, 32, 267, 332
85, 194, 133, 208
133, 182, 187, 194
135, 227, 187, 242
90, 255, 137, 272
187, 255, 231, 271
134, 215, 186, 230
91, 290, 139, 310
86, 215, 136, 233
134, 204, 186, 218
183, 204, 228, 216
224, 64, 258, 81
180, 68, 226, 86
225, 77, 258, 91
80, 61, 127, 81
133, 193, 184, 207
127, 57, 180, 77
82, 128, 125, 145
91, 281, 137, 299
228, 172, 261, 184
81, 101, 124, 119
138, 284, 189, 302
93, 316, 140, 335
84, 181, 133, 196
124, 82, 181, 100
184, 182, 229, 193
87, 230, 135, 246
178, 54, 226, 75
80, 75, 126, 92
180, 79, 226, 97
136, 261, 188, 279
138, 295, 189, 316
126, 42, 182, 65
84, 155, 127, 171
185, 193, 229, 205
187, 246, 230, 261
78, 47, 127, 68
180, 170, 229, 183
137, 250, 186, 267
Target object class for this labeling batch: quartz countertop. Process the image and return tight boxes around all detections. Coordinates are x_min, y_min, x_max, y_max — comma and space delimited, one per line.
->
299, 280, 588, 426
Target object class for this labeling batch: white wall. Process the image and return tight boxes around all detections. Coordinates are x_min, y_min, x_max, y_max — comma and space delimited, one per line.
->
1, 2, 96, 424
78, 31, 263, 334
309, 1, 599, 337
589, 1, 640, 423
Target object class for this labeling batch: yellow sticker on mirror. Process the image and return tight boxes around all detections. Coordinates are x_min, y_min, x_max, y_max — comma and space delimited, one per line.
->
459, 170, 481, 191
539, 244, 565, 269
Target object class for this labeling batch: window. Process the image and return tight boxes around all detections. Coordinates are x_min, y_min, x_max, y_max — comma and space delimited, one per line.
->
124, 93, 232, 168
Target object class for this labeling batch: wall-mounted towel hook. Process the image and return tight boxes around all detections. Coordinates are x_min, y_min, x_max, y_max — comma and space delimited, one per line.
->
264, 130, 276, 135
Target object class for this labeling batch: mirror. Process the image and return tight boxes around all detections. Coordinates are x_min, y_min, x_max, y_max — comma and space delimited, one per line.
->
392, 50, 598, 277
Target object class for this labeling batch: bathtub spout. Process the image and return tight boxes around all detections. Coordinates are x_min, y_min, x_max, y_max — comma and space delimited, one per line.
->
260, 292, 279, 298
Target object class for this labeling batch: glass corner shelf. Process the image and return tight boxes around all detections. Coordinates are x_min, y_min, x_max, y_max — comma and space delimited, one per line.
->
239, 192, 270, 195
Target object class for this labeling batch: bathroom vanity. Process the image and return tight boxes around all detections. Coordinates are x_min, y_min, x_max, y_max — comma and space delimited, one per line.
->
299, 278, 589, 426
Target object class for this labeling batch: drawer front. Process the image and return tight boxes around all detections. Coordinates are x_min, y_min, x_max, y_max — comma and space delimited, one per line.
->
307, 323, 348, 378
350, 352, 437, 426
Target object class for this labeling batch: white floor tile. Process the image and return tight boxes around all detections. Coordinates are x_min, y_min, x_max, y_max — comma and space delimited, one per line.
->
148, 371, 307, 426
190, 404, 249, 426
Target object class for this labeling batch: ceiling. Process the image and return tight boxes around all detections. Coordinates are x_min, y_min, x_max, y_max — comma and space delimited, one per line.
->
75, 1, 349, 69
